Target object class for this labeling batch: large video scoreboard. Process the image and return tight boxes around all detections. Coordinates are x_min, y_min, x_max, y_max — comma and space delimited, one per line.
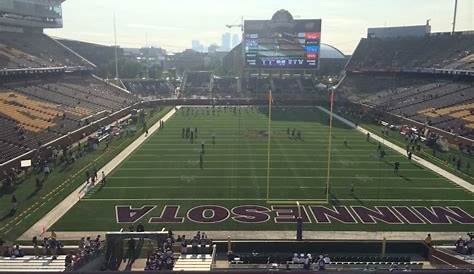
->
244, 19, 322, 69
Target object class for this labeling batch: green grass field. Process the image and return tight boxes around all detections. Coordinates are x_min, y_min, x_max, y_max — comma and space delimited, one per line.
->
51, 106, 474, 232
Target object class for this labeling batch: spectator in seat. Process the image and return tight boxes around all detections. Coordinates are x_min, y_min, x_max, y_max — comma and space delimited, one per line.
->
227, 251, 235, 262
43, 237, 50, 255
323, 254, 331, 264
12, 245, 23, 258
180, 237, 187, 254
32, 236, 39, 257
85, 237, 91, 249
65, 252, 73, 271
467, 239, 473, 255
317, 255, 325, 271
455, 236, 465, 253
168, 230, 174, 241
94, 235, 101, 250
191, 237, 199, 254
292, 253, 299, 264
127, 238, 136, 262
79, 237, 85, 250
303, 254, 311, 270
199, 234, 208, 253
49, 237, 58, 260
5, 246, 13, 257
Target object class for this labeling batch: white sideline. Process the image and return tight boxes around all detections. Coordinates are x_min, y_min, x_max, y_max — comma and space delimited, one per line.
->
19, 107, 180, 241
317, 106, 474, 193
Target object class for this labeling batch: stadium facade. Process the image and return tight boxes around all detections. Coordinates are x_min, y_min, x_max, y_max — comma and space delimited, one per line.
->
0, 0, 64, 31
367, 23, 431, 39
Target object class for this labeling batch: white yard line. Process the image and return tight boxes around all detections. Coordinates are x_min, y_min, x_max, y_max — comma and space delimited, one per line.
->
108, 176, 446, 180
19, 106, 181, 240
101, 186, 460, 190
317, 106, 474, 193
142, 143, 376, 145
126, 160, 382, 163
140, 148, 378, 151
118, 167, 427, 171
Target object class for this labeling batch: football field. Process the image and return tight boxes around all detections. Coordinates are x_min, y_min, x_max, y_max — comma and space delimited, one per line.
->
51, 106, 474, 233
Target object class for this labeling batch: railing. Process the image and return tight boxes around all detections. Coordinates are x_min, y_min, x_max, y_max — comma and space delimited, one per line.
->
0, 66, 90, 76
51, 37, 97, 69
349, 101, 474, 146
0, 102, 140, 170
211, 244, 217, 270
347, 67, 474, 77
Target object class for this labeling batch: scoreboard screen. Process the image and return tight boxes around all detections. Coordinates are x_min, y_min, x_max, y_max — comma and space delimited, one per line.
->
244, 19, 321, 69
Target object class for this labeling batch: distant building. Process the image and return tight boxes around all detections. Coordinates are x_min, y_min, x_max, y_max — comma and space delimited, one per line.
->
208, 43, 219, 53
0, 0, 64, 30
192, 40, 200, 51
192, 40, 205, 53
367, 23, 431, 39
169, 49, 207, 72
221, 32, 231, 52
231, 33, 240, 49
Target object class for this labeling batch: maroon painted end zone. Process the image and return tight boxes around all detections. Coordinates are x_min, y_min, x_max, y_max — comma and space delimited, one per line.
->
116, 205, 474, 225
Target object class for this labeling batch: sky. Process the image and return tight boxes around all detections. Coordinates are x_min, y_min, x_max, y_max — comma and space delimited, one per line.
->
46, 0, 473, 54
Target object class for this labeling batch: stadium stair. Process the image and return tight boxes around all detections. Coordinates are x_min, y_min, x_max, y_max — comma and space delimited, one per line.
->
431, 247, 474, 268
0, 255, 66, 272
173, 254, 213, 271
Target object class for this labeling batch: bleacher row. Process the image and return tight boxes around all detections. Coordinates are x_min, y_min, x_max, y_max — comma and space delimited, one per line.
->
231, 254, 412, 264
0, 256, 65, 272
123, 79, 175, 98
347, 34, 474, 72
0, 31, 88, 70
338, 75, 474, 139
247, 77, 316, 95
212, 77, 239, 97
179, 72, 318, 98
174, 254, 213, 271
182, 71, 212, 96
230, 254, 423, 271
0, 74, 138, 164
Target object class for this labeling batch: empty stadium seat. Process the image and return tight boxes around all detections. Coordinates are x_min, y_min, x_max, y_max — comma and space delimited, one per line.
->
0, 256, 66, 272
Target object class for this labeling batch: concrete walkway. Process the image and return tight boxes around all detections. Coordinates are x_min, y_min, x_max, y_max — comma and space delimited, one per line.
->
19, 107, 180, 241
317, 106, 474, 193
29, 230, 469, 241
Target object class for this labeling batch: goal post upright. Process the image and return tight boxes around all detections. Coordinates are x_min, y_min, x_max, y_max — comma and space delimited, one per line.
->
325, 89, 335, 204
266, 89, 273, 202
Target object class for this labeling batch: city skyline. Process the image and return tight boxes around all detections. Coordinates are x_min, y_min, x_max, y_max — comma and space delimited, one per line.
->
191, 31, 239, 53
45, 0, 473, 54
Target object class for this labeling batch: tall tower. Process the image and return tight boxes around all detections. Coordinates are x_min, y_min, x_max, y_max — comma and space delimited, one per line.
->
221, 32, 231, 51
231, 33, 241, 49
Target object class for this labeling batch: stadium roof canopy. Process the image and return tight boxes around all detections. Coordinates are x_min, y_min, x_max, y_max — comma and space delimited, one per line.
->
271, 9, 294, 22
320, 43, 346, 59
